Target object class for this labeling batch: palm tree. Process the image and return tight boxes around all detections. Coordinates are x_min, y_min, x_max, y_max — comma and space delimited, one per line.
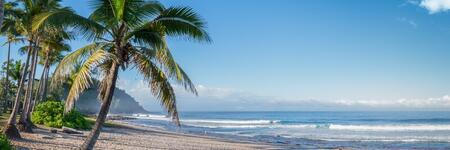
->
34, 29, 71, 106
18, 42, 39, 132
3, 42, 30, 138
1, 36, 11, 112
17, 0, 67, 133
0, 59, 21, 109
1, 1, 22, 113
3, 0, 64, 137
0, 33, 12, 113
34, 0, 210, 149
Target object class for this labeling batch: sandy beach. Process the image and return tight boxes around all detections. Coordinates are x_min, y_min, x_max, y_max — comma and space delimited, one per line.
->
10, 122, 278, 150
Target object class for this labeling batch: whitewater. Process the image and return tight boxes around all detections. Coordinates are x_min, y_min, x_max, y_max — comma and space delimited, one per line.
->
126, 111, 450, 149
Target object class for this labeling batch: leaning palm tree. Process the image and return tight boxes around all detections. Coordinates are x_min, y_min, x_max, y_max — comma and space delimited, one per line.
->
34, 0, 210, 149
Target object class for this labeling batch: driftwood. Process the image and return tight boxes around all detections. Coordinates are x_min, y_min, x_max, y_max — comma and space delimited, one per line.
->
62, 126, 82, 134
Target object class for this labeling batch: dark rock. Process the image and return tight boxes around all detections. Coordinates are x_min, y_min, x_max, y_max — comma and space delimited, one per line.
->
50, 129, 57, 133
72, 87, 149, 114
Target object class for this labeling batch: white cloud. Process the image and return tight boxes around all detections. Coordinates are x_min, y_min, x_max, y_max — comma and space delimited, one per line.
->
333, 96, 450, 108
179, 84, 240, 99
117, 79, 450, 111
399, 0, 420, 7
419, 0, 450, 14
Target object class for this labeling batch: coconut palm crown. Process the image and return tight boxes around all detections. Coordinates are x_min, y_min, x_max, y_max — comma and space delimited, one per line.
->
33, 0, 210, 149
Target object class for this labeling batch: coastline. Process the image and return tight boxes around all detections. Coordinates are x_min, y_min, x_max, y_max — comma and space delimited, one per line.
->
11, 121, 281, 150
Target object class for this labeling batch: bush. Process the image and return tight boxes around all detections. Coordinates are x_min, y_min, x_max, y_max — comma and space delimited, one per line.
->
32, 101, 91, 130
32, 101, 64, 128
63, 110, 91, 130
0, 134, 13, 150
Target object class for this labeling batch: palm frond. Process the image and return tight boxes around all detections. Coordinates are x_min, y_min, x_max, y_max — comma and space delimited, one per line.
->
2, 37, 26, 46
155, 44, 197, 95
90, 0, 163, 28
50, 42, 110, 90
32, 7, 107, 40
138, 1, 164, 18
89, 0, 117, 27
97, 60, 113, 101
154, 7, 211, 42
176, 66, 197, 95
131, 51, 180, 126
65, 49, 116, 112
126, 24, 165, 48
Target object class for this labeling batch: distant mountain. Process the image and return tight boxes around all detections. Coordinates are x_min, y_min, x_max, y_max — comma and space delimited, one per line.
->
74, 87, 148, 114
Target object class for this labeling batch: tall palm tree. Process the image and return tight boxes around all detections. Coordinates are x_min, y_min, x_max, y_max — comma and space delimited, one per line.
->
1, 36, 11, 112
34, 28, 71, 105
0, 34, 12, 113
18, 42, 39, 132
1, 1, 22, 113
17, 0, 66, 133
3, 42, 30, 138
3, 0, 64, 137
0, 59, 22, 107
34, 0, 210, 149
1, 2, 28, 139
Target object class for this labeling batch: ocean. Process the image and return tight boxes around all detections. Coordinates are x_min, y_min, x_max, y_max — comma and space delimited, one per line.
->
124, 111, 450, 149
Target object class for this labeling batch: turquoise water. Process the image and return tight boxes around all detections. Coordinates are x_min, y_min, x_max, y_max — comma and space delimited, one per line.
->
125, 111, 450, 149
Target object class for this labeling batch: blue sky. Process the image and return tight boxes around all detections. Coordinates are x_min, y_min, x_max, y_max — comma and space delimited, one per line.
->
2, 0, 450, 111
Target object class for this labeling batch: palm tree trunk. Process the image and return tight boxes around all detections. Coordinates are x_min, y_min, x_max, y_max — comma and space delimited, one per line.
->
32, 66, 45, 112
0, 0, 4, 28
3, 42, 33, 139
80, 62, 119, 150
25, 47, 39, 129
18, 43, 37, 132
25, 46, 38, 130
41, 64, 50, 101
2, 41, 11, 113
38, 51, 50, 103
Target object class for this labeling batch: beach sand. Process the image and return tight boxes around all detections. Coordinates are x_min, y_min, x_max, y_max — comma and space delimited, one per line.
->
10, 122, 278, 150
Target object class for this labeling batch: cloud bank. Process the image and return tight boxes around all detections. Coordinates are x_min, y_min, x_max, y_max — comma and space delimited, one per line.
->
419, 0, 450, 14
117, 79, 450, 112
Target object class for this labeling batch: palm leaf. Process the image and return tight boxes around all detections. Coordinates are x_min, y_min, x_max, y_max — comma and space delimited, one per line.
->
32, 7, 107, 40
158, 47, 197, 95
154, 7, 211, 42
97, 60, 113, 101
51, 42, 110, 90
131, 51, 180, 125
135, 46, 197, 95
65, 49, 116, 112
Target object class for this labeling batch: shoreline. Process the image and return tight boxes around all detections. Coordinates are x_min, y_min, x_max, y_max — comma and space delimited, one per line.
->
11, 121, 282, 150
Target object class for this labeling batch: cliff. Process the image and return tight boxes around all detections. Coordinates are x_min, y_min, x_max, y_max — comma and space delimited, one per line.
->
74, 87, 149, 114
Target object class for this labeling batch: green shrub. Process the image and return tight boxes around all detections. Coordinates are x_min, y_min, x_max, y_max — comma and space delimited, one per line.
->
63, 110, 91, 130
32, 101, 64, 128
32, 101, 91, 130
0, 134, 13, 150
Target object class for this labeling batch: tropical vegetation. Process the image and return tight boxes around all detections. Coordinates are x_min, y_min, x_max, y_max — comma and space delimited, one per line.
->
0, 133, 13, 150
32, 101, 90, 129
0, 0, 208, 149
